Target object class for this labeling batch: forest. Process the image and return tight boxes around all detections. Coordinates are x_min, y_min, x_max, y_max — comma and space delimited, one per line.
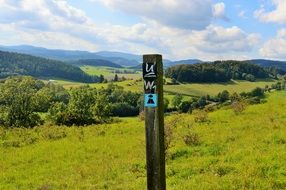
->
165, 60, 281, 83
0, 51, 99, 82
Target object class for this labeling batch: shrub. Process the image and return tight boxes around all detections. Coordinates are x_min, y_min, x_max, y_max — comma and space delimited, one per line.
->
183, 132, 200, 146
250, 87, 264, 97
178, 101, 192, 113
110, 102, 138, 117
164, 121, 175, 159
138, 111, 145, 121
232, 100, 247, 114
193, 110, 209, 123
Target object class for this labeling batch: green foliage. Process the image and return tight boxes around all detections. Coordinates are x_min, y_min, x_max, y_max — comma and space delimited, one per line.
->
0, 76, 46, 127
114, 74, 119, 82
178, 101, 192, 113
48, 86, 111, 126
164, 98, 170, 112
172, 94, 183, 108
217, 90, 230, 103
48, 83, 141, 125
250, 87, 265, 97
165, 60, 270, 83
0, 51, 99, 82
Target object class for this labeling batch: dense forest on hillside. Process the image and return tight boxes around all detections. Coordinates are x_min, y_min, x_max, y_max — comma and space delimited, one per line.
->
165, 60, 274, 83
0, 51, 99, 82
250, 59, 286, 73
73, 59, 123, 68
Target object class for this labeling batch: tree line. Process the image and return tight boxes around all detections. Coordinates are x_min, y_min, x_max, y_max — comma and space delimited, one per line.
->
165, 60, 277, 83
0, 51, 99, 83
170, 80, 286, 114
0, 76, 142, 128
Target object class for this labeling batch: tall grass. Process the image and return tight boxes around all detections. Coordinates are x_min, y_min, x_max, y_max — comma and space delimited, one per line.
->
0, 91, 285, 189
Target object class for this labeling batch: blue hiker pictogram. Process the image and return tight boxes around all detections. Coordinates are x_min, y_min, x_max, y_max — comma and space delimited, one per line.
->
144, 94, 157, 107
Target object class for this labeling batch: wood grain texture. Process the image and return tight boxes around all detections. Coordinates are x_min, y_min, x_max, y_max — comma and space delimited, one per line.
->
143, 54, 166, 190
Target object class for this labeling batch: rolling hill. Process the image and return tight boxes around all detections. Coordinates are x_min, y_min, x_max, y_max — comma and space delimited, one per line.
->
0, 51, 99, 82
249, 59, 286, 71
0, 45, 140, 67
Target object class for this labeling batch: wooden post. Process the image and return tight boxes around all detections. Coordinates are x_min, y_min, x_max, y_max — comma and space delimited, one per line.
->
143, 54, 166, 190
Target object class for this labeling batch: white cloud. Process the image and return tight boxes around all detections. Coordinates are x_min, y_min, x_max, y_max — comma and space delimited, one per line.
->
260, 28, 286, 59
213, 2, 229, 21
96, 0, 214, 30
254, 0, 286, 24
0, 24, 100, 51
0, 0, 259, 60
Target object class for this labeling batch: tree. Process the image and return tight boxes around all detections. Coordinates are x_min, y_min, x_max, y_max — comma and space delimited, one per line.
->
245, 74, 255, 82
99, 75, 105, 83
114, 74, 119, 82
198, 96, 207, 108
172, 94, 183, 109
48, 85, 113, 126
218, 90, 230, 103
250, 87, 264, 97
0, 76, 44, 127
178, 101, 192, 113
164, 98, 170, 112
92, 92, 111, 122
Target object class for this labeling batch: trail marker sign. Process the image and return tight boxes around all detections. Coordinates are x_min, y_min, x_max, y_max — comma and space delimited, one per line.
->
144, 94, 157, 107
143, 54, 166, 190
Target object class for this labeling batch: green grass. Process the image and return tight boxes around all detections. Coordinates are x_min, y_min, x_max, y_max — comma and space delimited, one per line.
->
1, 91, 286, 189
164, 79, 277, 97
55, 78, 276, 97
80, 66, 141, 80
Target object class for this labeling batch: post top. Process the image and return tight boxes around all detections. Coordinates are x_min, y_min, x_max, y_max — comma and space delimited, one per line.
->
143, 54, 162, 57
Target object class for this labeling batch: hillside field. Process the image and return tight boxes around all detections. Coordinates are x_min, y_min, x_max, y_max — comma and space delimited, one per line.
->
52, 78, 276, 97
80, 66, 141, 80
0, 91, 285, 189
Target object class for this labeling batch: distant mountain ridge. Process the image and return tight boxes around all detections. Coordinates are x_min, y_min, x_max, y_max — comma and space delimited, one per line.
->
0, 45, 286, 70
0, 45, 140, 67
248, 59, 286, 71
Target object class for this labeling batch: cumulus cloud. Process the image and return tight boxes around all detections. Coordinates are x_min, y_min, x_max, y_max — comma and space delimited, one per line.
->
260, 28, 286, 59
97, 0, 214, 30
188, 25, 260, 54
0, 0, 259, 60
254, 0, 286, 24
213, 2, 229, 21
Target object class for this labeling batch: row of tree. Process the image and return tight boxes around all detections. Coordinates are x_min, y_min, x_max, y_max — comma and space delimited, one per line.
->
165, 60, 272, 83
0, 76, 142, 128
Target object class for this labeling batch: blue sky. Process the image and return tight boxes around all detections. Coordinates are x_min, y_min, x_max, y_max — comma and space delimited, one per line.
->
0, 0, 286, 61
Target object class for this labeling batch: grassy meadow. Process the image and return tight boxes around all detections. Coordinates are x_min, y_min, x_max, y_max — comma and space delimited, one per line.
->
80, 66, 141, 80
47, 65, 277, 100
1, 91, 285, 189
52, 77, 276, 97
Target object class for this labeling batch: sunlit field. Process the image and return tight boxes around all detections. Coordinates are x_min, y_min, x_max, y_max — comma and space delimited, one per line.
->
1, 91, 285, 189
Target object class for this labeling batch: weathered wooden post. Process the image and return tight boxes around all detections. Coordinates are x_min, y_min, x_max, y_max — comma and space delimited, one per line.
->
143, 54, 166, 190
